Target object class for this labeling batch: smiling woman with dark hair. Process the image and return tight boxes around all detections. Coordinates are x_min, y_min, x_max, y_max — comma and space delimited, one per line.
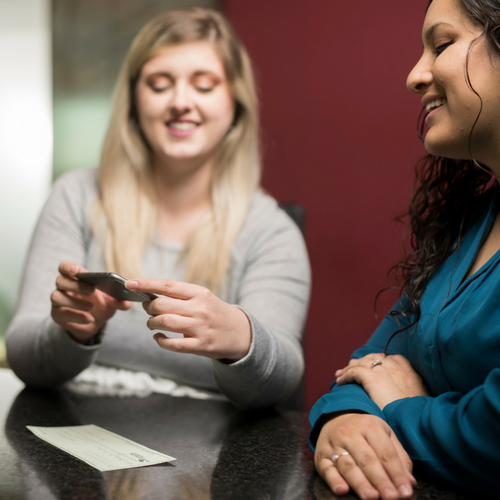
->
310, 0, 500, 498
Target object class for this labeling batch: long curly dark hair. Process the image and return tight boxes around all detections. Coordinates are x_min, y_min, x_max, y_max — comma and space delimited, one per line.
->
386, 0, 500, 341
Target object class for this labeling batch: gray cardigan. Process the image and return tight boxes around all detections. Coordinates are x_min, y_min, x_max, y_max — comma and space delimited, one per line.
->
6, 169, 311, 409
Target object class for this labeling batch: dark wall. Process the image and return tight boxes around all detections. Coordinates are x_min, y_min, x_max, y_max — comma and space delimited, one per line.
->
224, 1, 428, 409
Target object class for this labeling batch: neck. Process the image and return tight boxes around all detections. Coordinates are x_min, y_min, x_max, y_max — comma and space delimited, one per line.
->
153, 155, 214, 213
473, 137, 500, 183
152, 155, 215, 242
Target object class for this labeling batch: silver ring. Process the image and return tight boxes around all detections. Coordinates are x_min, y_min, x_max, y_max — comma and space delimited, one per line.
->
331, 451, 350, 466
370, 359, 383, 370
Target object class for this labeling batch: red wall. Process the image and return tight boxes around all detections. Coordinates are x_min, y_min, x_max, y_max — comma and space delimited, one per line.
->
224, 1, 428, 410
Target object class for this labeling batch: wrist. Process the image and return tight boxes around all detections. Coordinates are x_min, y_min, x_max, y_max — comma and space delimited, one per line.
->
66, 325, 104, 346
221, 306, 252, 362
319, 410, 368, 435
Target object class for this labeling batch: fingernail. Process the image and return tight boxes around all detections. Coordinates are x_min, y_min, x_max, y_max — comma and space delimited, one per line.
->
361, 489, 377, 500
69, 265, 78, 275
126, 280, 138, 289
406, 470, 417, 486
399, 485, 412, 497
333, 485, 348, 495
381, 488, 397, 500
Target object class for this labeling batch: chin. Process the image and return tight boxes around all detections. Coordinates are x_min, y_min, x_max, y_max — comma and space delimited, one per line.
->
424, 136, 468, 161
163, 148, 201, 160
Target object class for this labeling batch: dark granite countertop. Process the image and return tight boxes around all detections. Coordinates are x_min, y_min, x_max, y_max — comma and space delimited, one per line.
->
0, 369, 485, 500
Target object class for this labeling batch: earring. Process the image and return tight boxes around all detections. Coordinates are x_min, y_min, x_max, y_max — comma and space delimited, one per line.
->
472, 159, 491, 175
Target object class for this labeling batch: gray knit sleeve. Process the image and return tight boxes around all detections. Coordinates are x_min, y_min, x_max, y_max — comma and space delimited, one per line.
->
212, 194, 311, 409
6, 170, 101, 386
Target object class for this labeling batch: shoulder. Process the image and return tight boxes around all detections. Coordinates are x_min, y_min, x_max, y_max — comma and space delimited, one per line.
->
43, 169, 99, 225
235, 190, 307, 255
49, 169, 99, 207
52, 168, 99, 195
245, 190, 303, 233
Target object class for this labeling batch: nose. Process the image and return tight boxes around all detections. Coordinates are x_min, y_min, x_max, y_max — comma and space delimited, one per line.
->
406, 53, 433, 94
170, 82, 192, 115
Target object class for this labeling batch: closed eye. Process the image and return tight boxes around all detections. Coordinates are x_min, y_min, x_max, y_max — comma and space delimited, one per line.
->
196, 87, 215, 93
432, 40, 454, 56
192, 74, 219, 93
147, 74, 173, 92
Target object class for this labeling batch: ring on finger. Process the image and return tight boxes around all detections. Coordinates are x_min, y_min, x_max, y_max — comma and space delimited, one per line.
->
370, 359, 383, 370
331, 451, 350, 466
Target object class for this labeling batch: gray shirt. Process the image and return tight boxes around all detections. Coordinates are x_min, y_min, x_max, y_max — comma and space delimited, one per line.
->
6, 169, 311, 408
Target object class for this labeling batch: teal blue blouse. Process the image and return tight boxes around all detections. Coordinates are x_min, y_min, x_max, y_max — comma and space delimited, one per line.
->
310, 193, 500, 492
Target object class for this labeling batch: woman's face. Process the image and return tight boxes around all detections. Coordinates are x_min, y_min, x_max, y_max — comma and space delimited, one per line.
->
135, 41, 234, 168
406, 0, 500, 168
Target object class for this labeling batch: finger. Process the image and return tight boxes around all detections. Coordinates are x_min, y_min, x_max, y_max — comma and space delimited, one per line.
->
390, 434, 416, 486
336, 357, 369, 376
349, 352, 385, 366
335, 360, 358, 374
153, 333, 202, 354
58, 261, 87, 277
143, 296, 191, 317
115, 299, 132, 311
317, 457, 350, 497
56, 273, 95, 296
53, 306, 94, 325
334, 429, 401, 500
126, 278, 201, 300
99, 291, 132, 311
332, 451, 380, 500
147, 314, 196, 334
51, 290, 93, 312
336, 367, 371, 386
354, 353, 387, 365
363, 433, 414, 499
345, 354, 383, 370
335, 363, 355, 377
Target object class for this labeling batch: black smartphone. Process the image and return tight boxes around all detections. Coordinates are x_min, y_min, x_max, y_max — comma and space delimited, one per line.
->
75, 272, 158, 302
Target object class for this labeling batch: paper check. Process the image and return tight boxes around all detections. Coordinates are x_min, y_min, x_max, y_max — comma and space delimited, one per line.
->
27, 424, 176, 471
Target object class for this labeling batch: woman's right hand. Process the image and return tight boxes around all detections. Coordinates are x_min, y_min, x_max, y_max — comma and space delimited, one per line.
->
315, 413, 416, 500
50, 261, 131, 344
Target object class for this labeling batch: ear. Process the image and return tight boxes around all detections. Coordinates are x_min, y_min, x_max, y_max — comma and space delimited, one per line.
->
230, 101, 243, 129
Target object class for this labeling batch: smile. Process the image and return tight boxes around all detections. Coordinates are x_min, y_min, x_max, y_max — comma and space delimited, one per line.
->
426, 98, 447, 113
167, 121, 198, 131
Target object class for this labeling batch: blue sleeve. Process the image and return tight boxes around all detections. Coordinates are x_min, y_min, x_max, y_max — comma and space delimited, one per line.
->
383, 369, 500, 491
309, 297, 413, 448
309, 294, 500, 492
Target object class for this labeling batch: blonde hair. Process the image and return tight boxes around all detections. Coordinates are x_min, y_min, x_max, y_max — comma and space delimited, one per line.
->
95, 8, 260, 294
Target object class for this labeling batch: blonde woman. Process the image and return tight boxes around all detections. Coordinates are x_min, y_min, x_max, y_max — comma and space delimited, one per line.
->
6, 8, 310, 409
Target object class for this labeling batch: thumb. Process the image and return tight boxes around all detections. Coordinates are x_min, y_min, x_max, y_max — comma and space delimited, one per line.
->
101, 292, 131, 311
59, 260, 88, 278
116, 299, 132, 311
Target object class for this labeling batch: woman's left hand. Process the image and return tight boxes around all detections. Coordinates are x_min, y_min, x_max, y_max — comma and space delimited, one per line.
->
126, 278, 251, 362
335, 354, 430, 410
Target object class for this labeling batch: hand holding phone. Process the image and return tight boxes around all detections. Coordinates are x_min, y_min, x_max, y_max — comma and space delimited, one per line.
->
51, 262, 133, 344
75, 272, 158, 302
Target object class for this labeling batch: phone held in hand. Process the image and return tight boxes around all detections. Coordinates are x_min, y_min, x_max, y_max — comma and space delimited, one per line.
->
75, 272, 158, 302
